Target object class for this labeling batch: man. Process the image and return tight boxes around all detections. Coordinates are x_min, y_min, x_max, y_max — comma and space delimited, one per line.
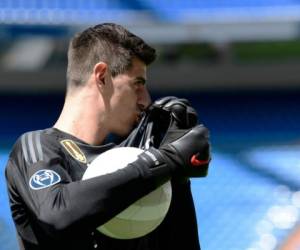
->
5, 23, 210, 250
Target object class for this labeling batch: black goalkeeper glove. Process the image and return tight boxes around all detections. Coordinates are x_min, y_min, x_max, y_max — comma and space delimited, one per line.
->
136, 124, 211, 178
151, 96, 198, 130
150, 96, 200, 146
120, 96, 200, 148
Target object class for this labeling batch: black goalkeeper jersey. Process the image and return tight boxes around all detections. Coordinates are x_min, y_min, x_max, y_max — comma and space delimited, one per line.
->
5, 128, 200, 250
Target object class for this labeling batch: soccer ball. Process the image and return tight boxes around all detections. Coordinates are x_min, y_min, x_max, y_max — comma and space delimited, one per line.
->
82, 147, 172, 239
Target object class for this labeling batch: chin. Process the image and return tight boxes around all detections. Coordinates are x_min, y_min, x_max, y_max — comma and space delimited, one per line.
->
112, 116, 138, 137
115, 130, 130, 137
114, 124, 135, 137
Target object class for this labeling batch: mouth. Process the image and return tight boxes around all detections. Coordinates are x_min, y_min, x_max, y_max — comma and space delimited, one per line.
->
135, 113, 142, 123
134, 103, 147, 125
135, 110, 145, 123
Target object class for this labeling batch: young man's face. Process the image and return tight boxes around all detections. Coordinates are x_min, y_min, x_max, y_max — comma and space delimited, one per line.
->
107, 58, 151, 136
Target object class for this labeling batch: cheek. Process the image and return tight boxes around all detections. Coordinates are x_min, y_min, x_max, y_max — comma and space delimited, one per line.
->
114, 93, 136, 119
112, 85, 131, 104
121, 89, 138, 108
111, 82, 137, 114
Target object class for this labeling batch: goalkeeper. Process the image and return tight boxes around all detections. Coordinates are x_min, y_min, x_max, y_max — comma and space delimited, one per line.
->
5, 23, 211, 250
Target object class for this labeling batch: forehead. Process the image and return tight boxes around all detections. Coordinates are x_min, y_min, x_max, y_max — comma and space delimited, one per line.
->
126, 57, 146, 77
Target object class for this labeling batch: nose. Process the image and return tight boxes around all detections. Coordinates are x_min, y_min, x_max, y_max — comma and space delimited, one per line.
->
138, 86, 152, 110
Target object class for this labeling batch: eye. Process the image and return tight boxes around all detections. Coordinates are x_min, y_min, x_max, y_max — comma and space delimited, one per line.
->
135, 80, 146, 87
133, 77, 146, 86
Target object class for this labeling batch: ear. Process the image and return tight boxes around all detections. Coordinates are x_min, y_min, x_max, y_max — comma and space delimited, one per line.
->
93, 62, 108, 86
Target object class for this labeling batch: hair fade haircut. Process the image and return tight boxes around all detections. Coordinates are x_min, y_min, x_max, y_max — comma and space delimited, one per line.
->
66, 23, 156, 88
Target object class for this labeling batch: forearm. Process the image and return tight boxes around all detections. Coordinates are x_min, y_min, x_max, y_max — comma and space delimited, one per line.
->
33, 158, 172, 234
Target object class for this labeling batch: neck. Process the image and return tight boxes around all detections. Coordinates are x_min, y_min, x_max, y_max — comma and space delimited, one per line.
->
54, 88, 108, 145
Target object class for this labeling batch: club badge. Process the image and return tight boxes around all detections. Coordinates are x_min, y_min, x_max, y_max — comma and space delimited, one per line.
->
60, 139, 87, 163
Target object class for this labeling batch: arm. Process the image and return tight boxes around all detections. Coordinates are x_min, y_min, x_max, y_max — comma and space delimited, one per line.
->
5, 153, 170, 237
6, 125, 210, 238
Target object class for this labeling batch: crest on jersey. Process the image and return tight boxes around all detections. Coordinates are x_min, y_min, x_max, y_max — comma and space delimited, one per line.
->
29, 169, 61, 190
60, 139, 87, 163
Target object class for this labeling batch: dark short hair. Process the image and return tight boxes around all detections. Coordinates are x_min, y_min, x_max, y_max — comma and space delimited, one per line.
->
66, 23, 156, 88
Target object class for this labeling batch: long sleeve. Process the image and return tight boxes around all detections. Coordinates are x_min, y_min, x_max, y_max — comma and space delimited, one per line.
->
6, 151, 171, 239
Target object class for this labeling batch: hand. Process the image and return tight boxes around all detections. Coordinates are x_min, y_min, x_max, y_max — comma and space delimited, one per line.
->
151, 96, 198, 129
140, 125, 211, 178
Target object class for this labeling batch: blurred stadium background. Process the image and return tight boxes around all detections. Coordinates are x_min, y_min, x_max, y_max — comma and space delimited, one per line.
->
1, 1, 300, 249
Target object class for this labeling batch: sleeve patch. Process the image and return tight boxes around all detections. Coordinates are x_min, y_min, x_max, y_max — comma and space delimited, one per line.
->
29, 169, 61, 190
